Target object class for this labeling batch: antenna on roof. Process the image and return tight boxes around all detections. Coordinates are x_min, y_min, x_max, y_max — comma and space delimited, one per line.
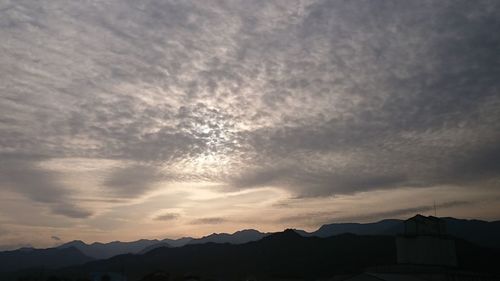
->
433, 201, 437, 217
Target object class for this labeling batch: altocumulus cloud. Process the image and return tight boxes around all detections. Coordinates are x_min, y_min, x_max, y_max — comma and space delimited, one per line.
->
0, 0, 499, 246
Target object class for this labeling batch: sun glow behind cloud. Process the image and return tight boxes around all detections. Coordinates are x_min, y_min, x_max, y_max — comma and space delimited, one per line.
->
0, 0, 499, 249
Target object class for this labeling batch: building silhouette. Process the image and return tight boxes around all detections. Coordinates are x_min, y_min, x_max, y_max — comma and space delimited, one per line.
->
396, 214, 457, 267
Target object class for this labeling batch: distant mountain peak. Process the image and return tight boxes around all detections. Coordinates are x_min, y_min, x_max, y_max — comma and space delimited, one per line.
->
283, 228, 303, 235
59, 240, 88, 247
263, 229, 303, 242
188, 229, 267, 245
56, 239, 167, 259
0, 245, 93, 273
234, 229, 261, 234
18, 247, 35, 252
139, 242, 172, 254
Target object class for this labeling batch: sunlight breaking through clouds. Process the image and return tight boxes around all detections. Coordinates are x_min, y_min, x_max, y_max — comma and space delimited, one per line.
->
0, 0, 499, 248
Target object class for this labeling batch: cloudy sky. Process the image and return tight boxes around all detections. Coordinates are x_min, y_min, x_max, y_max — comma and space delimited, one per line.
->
1, 0, 499, 249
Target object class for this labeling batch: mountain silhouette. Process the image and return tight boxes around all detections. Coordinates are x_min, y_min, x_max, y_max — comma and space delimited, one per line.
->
188, 229, 267, 245
259, 228, 303, 243
310, 219, 403, 237
138, 242, 171, 254
20, 230, 497, 281
58, 239, 165, 259
443, 217, 500, 249
2, 216, 500, 280
49, 231, 399, 281
160, 237, 192, 248
0, 246, 92, 272
308, 217, 500, 249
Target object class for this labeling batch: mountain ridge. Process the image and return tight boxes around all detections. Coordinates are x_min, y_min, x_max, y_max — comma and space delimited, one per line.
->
57, 239, 164, 259
8, 229, 499, 281
1, 215, 498, 273
0, 246, 93, 273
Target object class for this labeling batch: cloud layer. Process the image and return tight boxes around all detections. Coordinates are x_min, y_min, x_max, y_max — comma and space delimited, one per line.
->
0, 0, 499, 248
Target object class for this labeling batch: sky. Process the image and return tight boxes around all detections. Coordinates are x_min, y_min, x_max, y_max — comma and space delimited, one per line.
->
0, 0, 500, 250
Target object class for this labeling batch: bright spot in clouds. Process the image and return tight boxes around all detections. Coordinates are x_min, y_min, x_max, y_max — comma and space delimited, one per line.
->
0, 0, 499, 249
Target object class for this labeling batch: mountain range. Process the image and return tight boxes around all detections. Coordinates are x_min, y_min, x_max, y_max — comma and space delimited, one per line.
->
55, 229, 267, 260
187, 229, 268, 245
1, 216, 499, 276
52, 217, 500, 260
0, 246, 92, 273
309, 217, 500, 249
6, 231, 401, 280
57, 239, 165, 260
5, 230, 500, 281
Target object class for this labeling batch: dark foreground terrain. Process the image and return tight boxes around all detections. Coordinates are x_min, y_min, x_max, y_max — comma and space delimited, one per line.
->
2, 229, 500, 281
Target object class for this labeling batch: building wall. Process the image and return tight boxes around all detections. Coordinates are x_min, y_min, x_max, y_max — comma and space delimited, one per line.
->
396, 236, 457, 267
404, 216, 447, 236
